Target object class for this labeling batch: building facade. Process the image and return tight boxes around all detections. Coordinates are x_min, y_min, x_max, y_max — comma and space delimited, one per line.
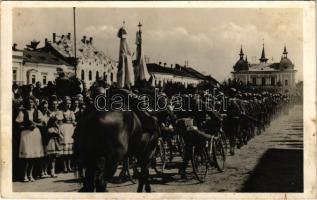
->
44, 33, 118, 87
13, 32, 218, 89
231, 45, 297, 94
12, 43, 73, 86
12, 33, 118, 88
147, 62, 219, 87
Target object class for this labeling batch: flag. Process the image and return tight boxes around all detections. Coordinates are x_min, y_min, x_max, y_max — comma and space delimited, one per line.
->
117, 26, 135, 89
135, 29, 150, 81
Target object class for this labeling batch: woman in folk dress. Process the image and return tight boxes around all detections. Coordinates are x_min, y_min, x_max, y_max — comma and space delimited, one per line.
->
16, 97, 44, 182
59, 96, 76, 172
45, 96, 63, 177
71, 97, 80, 115
38, 100, 51, 178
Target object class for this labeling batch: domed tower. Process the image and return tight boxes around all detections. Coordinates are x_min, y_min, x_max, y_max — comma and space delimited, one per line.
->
233, 46, 249, 71
279, 44, 294, 70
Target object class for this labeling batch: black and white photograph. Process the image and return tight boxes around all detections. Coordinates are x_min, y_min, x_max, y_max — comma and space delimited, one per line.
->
1, 1, 316, 198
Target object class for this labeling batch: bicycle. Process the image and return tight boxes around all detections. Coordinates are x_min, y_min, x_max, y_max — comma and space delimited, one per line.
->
191, 131, 226, 183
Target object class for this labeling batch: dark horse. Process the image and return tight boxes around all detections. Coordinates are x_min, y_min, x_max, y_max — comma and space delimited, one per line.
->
74, 90, 160, 192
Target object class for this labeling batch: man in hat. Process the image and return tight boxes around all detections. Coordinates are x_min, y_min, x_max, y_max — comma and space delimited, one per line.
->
225, 88, 242, 155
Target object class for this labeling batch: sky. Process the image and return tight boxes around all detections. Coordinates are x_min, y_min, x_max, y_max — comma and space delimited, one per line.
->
13, 8, 303, 82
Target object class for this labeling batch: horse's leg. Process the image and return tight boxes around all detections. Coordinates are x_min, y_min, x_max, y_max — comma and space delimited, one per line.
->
137, 167, 145, 192
80, 162, 95, 192
144, 166, 151, 192
95, 156, 107, 192
137, 158, 151, 192
95, 155, 122, 192
118, 157, 128, 181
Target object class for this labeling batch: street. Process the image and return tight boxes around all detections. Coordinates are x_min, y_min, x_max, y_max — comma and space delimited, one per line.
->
13, 104, 303, 192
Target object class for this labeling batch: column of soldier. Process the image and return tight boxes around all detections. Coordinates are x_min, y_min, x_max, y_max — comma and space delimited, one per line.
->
12, 77, 293, 183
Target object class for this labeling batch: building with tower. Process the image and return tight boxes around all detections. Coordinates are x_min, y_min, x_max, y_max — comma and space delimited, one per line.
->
231, 44, 297, 94
12, 33, 118, 88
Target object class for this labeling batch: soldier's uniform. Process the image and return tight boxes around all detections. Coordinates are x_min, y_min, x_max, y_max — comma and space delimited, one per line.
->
225, 97, 242, 155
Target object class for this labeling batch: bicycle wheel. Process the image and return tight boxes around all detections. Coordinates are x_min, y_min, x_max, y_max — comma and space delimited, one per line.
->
191, 145, 208, 183
220, 131, 228, 154
212, 138, 226, 172
154, 138, 167, 173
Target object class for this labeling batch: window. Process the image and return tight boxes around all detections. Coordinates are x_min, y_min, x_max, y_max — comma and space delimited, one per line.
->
96, 71, 99, 79
103, 72, 107, 81
42, 76, 47, 85
89, 70, 92, 80
13, 70, 17, 81
261, 77, 265, 86
31, 75, 36, 84
285, 79, 288, 86
110, 72, 113, 82
81, 70, 85, 80
271, 77, 275, 85
252, 77, 256, 85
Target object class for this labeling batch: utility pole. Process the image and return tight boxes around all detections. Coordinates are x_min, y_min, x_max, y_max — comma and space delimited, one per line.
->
73, 7, 77, 78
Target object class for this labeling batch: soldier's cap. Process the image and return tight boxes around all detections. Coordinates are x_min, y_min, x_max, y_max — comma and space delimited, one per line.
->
49, 95, 58, 102
230, 88, 237, 93
94, 86, 106, 95
63, 96, 71, 102
76, 94, 84, 99
40, 99, 48, 105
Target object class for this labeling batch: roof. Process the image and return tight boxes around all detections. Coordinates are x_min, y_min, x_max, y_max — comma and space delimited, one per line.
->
47, 34, 117, 67
13, 49, 72, 66
233, 58, 249, 72
147, 63, 196, 78
248, 63, 278, 72
180, 66, 207, 80
279, 57, 294, 70
146, 63, 219, 84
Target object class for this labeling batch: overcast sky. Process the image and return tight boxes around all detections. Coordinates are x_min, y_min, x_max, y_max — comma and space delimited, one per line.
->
13, 8, 303, 82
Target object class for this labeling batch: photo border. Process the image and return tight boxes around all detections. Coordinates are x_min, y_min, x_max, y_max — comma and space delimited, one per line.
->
1, 1, 316, 199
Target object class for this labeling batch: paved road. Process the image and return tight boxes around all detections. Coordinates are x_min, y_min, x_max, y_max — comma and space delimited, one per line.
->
13, 104, 303, 192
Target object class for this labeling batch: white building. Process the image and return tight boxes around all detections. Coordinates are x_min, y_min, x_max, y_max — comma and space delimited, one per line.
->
231, 44, 297, 94
12, 43, 73, 86
146, 62, 218, 87
12, 33, 118, 88
45, 33, 118, 87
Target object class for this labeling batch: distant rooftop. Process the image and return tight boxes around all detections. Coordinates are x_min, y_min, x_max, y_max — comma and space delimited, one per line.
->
13, 48, 71, 66
146, 62, 219, 84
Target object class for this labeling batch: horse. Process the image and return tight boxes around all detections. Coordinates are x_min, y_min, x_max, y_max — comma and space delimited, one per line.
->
73, 89, 161, 192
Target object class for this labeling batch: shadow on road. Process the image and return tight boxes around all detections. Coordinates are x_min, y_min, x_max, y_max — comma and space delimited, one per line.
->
54, 178, 82, 184
241, 148, 303, 192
